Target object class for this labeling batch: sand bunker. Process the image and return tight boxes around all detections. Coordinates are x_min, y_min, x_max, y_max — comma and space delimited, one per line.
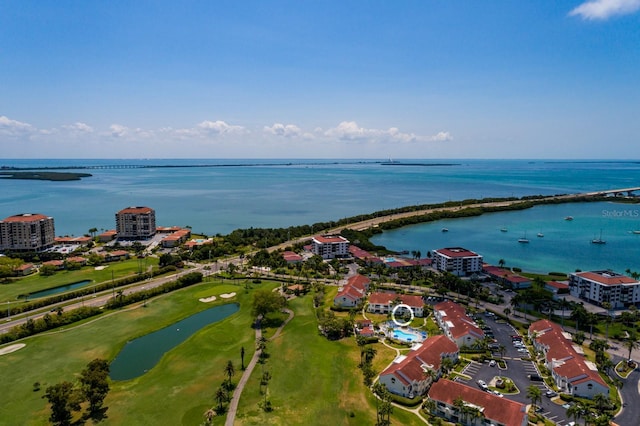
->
220, 292, 236, 299
0, 343, 26, 356
199, 296, 217, 303
94, 265, 108, 270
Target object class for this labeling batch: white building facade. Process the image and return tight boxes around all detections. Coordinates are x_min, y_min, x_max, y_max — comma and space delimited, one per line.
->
311, 235, 349, 259
569, 270, 640, 309
432, 247, 483, 277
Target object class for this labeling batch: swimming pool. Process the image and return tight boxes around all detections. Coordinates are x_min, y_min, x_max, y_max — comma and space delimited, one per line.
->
391, 328, 426, 343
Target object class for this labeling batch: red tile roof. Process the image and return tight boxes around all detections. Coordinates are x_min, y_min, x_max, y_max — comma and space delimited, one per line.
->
1, 213, 51, 222
434, 247, 479, 258
546, 281, 569, 289
429, 379, 527, 426
529, 319, 608, 388
380, 335, 458, 385
434, 301, 484, 340
118, 206, 153, 214
369, 292, 424, 308
313, 235, 348, 244
576, 271, 637, 285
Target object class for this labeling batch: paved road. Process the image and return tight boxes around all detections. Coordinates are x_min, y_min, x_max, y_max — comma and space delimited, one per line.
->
225, 308, 294, 426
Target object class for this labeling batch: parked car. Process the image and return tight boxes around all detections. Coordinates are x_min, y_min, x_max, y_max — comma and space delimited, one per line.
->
477, 379, 488, 390
489, 360, 496, 367
529, 374, 543, 381
545, 390, 557, 398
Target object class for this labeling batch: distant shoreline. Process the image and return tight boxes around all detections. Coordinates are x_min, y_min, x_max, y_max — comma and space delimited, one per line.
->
0, 171, 92, 181
0, 160, 460, 171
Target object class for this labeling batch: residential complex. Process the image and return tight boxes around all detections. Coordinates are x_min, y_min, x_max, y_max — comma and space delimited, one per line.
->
427, 379, 529, 426
529, 319, 609, 399
483, 265, 532, 289
333, 274, 370, 308
569, 270, 640, 309
115, 206, 157, 240
311, 235, 349, 259
378, 335, 458, 398
0, 213, 55, 252
432, 247, 483, 277
367, 292, 425, 317
433, 301, 484, 347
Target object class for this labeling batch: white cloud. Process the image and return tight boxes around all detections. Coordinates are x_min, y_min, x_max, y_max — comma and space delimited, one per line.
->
197, 120, 246, 135
109, 124, 129, 138
430, 131, 453, 142
62, 122, 94, 133
263, 123, 313, 139
0, 115, 35, 136
324, 121, 451, 144
569, 0, 640, 20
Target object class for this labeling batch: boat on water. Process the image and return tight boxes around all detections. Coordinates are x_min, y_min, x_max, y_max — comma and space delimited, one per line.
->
518, 232, 529, 243
564, 216, 574, 221
591, 229, 606, 245
500, 227, 508, 232
441, 228, 449, 232
632, 230, 640, 234
537, 232, 544, 238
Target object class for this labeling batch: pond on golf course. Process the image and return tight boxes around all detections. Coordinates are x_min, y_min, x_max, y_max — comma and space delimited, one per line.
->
110, 303, 239, 380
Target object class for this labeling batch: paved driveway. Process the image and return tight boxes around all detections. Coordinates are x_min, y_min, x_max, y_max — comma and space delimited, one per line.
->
461, 315, 575, 425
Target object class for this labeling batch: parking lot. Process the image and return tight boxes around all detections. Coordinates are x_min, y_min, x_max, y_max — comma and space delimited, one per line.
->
458, 314, 574, 425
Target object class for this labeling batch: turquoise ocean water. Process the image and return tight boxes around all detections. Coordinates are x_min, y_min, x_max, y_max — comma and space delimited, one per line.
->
1, 158, 639, 273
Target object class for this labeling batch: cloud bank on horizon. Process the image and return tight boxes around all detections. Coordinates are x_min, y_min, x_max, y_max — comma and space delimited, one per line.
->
1, 2, 639, 159
0, 115, 452, 158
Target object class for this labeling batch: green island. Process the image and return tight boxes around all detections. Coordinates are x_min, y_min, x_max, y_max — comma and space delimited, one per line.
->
0, 171, 92, 181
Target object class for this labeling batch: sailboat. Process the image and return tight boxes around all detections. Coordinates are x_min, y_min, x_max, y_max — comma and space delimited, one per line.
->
591, 229, 606, 245
518, 231, 530, 243
537, 232, 544, 238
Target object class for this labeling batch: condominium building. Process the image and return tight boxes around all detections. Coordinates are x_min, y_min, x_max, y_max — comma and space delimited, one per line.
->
432, 247, 483, 277
0, 213, 55, 252
115, 206, 156, 240
433, 301, 484, 347
378, 335, 458, 398
311, 235, 349, 259
569, 270, 640, 309
529, 320, 609, 399
427, 379, 528, 426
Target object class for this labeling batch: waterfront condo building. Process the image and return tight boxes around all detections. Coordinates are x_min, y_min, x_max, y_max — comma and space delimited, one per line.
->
432, 247, 483, 277
115, 206, 156, 240
569, 270, 640, 309
0, 213, 55, 252
311, 235, 349, 259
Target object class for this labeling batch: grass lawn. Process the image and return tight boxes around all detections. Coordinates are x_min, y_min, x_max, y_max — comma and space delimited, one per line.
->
0, 278, 273, 425
0, 257, 160, 303
233, 295, 423, 426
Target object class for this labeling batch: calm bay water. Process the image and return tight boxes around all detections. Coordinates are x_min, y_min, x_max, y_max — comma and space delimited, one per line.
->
1, 158, 640, 273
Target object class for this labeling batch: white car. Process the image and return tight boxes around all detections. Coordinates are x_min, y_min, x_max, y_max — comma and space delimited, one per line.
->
492, 390, 504, 397
489, 360, 496, 367
477, 380, 488, 389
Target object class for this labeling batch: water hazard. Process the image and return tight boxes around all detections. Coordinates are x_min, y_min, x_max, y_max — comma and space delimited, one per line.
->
20, 280, 92, 299
110, 303, 239, 381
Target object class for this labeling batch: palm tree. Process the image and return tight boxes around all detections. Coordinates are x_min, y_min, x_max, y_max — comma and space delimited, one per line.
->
527, 385, 542, 411
240, 346, 245, 370
558, 298, 570, 329
203, 408, 216, 425
440, 357, 455, 375
566, 403, 584, 426
624, 331, 639, 361
214, 387, 227, 411
503, 307, 511, 318
602, 302, 612, 339
592, 393, 610, 411
498, 259, 505, 268
224, 360, 235, 383
452, 396, 465, 421
363, 345, 377, 365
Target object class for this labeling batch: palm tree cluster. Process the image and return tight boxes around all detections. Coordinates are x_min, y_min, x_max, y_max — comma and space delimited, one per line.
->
452, 395, 485, 425
372, 383, 393, 426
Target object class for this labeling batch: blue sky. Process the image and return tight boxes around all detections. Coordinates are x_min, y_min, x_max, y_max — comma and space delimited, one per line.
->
1, 0, 639, 159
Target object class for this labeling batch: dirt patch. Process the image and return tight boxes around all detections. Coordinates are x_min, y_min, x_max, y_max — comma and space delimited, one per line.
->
0, 343, 26, 356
